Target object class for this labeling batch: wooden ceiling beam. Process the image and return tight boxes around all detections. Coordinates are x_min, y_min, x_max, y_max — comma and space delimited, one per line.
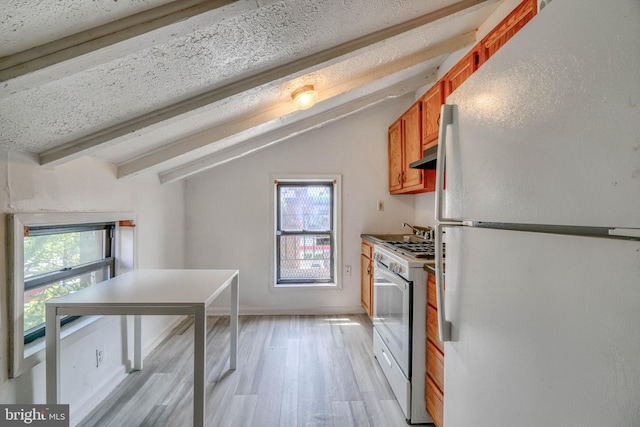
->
117, 31, 475, 180
0, 0, 239, 82
37, 0, 493, 167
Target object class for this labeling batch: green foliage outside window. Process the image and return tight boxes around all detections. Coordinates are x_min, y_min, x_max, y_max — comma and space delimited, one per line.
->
23, 231, 103, 334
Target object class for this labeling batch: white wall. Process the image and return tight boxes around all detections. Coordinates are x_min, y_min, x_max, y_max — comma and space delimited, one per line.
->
185, 97, 420, 314
0, 148, 186, 423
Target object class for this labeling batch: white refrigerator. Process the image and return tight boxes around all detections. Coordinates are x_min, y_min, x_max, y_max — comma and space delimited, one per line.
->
433, 0, 640, 425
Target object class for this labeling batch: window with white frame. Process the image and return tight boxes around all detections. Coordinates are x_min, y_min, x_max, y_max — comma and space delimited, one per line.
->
274, 177, 340, 287
8, 212, 135, 378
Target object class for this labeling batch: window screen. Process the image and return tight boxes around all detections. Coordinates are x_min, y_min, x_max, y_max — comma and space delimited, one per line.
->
276, 182, 334, 285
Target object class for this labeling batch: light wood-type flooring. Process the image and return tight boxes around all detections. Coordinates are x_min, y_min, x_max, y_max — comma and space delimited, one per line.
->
78, 314, 428, 427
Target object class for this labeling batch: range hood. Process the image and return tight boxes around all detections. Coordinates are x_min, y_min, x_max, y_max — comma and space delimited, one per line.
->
409, 145, 438, 170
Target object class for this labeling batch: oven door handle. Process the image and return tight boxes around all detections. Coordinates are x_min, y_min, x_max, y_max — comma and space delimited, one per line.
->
375, 262, 409, 291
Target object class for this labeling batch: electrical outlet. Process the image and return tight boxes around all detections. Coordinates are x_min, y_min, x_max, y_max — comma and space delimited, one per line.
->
377, 200, 384, 211
345, 265, 352, 276
96, 347, 105, 368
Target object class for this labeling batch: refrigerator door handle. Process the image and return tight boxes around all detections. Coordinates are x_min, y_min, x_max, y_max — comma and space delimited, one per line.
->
435, 104, 456, 223
435, 223, 454, 342
609, 228, 640, 238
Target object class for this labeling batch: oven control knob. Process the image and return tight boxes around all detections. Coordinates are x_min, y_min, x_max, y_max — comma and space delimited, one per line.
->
389, 262, 401, 274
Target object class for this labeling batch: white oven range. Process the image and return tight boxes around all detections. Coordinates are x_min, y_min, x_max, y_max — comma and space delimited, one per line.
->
372, 243, 431, 424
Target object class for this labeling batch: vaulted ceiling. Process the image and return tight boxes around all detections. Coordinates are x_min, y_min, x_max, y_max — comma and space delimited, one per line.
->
0, 0, 502, 183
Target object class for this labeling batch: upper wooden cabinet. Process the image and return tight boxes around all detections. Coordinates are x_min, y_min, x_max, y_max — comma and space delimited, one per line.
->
388, 103, 425, 194
478, 0, 537, 66
387, 0, 536, 195
388, 119, 403, 193
401, 103, 424, 191
442, 49, 479, 98
420, 81, 445, 149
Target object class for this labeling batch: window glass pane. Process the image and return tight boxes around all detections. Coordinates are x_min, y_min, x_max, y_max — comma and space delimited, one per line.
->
279, 235, 331, 281
279, 185, 331, 231
24, 268, 110, 333
24, 230, 105, 279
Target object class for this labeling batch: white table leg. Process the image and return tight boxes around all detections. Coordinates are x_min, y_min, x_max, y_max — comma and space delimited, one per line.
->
133, 315, 142, 370
230, 274, 239, 370
46, 305, 61, 404
193, 306, 206, 427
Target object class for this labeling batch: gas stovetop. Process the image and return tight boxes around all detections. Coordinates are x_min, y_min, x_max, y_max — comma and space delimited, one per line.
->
382, 240, 443, 259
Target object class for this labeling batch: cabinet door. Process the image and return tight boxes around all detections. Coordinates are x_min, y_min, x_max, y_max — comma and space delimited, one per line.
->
421, 81, 444, 148
401, 103, 424, 191
426, 376, 444, 427
443, 50, 478, 97
388, 119, 403, 193
360, 254, 372, 317
427, 304, 444, 353
478, 0, 537, 66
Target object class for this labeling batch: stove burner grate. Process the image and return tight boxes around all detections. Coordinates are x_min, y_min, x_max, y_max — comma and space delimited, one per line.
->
383, 240, 443, 259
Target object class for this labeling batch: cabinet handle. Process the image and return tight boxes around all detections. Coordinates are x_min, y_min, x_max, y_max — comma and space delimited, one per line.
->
367, 265, 371, 275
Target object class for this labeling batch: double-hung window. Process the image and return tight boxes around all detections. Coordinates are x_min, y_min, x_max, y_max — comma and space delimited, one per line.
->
274, 178, 340, 287
8, 212, 133, 378
23, 222, 116, 344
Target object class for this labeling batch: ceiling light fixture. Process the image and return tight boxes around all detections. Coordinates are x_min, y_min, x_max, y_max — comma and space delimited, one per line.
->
291, 85, 318, 110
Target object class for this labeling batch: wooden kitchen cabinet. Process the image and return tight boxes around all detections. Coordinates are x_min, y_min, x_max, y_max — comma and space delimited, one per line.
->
420, 81, 444, 150
426, 375, 444, 427
388, 119, 403, 193
478, 0, 537, 66
387, 0, 537, 196
360, 240, 374, 318
442, 49, 479, 98
388, 102, 427, 194
426, 272, 444, 427
402, 102, 423, 191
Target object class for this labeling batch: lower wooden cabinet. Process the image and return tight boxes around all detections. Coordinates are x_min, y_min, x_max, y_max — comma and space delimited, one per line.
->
426, 375, 444, 427
426, 272, 445, 427
360, 240, 373, 317
427, 304, 444, 353
427, 341, 445, 391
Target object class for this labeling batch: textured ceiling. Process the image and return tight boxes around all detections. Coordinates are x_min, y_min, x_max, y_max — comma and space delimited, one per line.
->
0, 0, 503, 182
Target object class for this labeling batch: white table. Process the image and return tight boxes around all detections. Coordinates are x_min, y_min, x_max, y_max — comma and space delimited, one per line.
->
46, 269, 239, 427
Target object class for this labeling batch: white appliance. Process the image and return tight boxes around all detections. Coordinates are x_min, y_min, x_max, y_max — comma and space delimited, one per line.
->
372, 244, 431, 424
434, 0, 640, 426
